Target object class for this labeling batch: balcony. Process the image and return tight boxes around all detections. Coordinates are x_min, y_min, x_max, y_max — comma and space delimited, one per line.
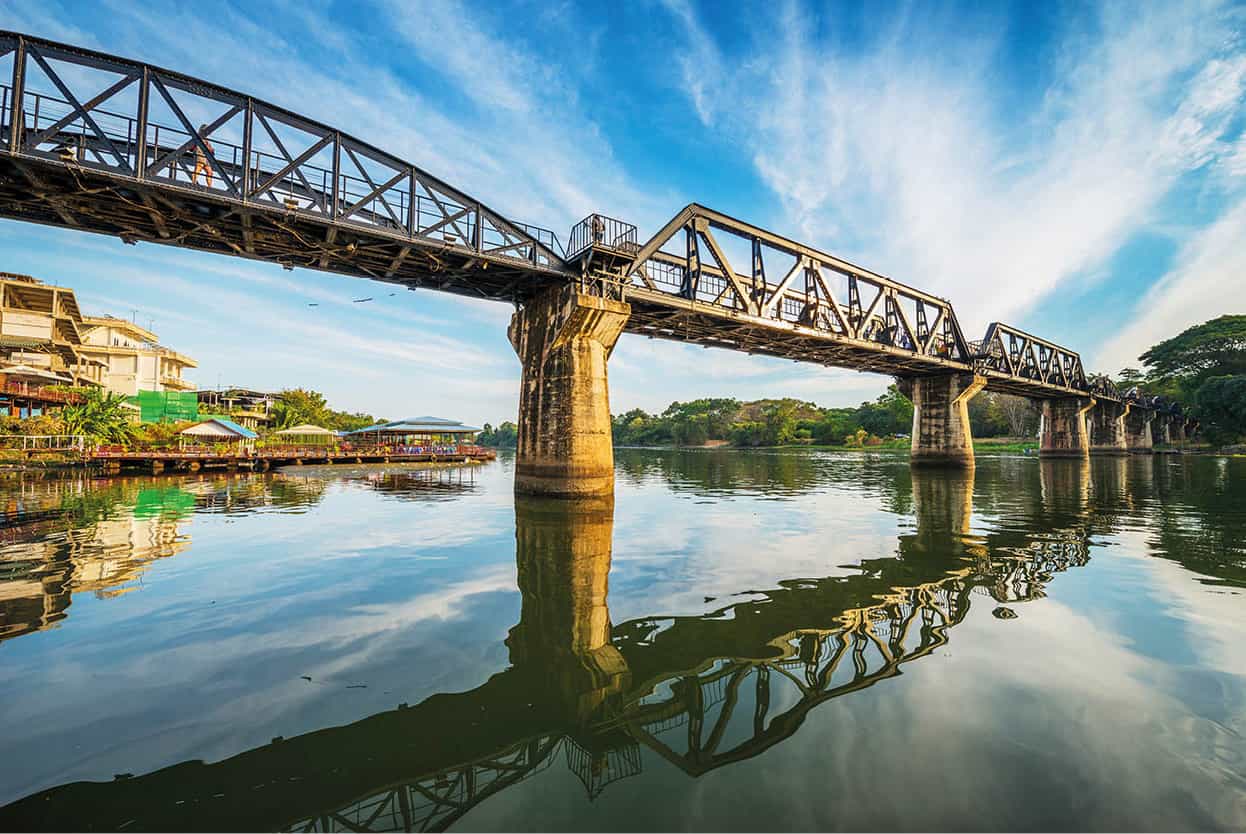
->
160, 374, 195, 390
1, 382, 82, 404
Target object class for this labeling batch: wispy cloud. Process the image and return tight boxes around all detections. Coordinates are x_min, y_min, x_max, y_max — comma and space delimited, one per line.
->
1094, 195, 1246, 374
660, 0, 1246, 353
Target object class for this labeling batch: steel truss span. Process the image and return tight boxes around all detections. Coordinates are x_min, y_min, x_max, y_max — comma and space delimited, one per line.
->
0, 31, 567, 303
0, 30, 1138, 403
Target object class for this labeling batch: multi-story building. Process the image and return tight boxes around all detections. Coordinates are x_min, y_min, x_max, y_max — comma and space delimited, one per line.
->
79, 315, 197, 397
0, 272, 104, 416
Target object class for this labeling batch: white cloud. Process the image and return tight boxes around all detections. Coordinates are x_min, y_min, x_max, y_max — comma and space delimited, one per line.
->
1094, 196, 1246, 373
660, 0, 1246, 341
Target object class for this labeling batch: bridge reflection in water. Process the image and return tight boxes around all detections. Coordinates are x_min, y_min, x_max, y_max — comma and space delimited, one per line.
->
0, 458, 1123, 833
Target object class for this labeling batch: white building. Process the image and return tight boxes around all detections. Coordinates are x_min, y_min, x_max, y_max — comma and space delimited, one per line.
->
79, 316, 197, 397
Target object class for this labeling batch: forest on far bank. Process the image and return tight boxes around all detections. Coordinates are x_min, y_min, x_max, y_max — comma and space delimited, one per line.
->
479, 386, 1038, 450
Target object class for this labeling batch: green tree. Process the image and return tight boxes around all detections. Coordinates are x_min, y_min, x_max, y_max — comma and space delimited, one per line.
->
1193, 375, 1246, 445
1140, 315, 1246, 391
479, 421, 518, 448
59, 389, 136, 443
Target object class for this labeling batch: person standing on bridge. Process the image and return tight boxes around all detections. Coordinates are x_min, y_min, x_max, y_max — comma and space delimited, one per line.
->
591, 214, 605, 246
192, 124, 215, 188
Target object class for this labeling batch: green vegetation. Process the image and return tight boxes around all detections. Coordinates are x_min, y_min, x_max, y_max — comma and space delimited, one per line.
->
58, 388, 136, 443
267, 388, 380, 432
607, 386, 1037, 449
478, 421, 518, 448
1125, 315, 1246, 446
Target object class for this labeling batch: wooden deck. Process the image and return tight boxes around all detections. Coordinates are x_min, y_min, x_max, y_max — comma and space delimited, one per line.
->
90, 444, 497, 473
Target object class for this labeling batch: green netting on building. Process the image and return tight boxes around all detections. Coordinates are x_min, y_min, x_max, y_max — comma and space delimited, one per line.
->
130, 390, 199, 423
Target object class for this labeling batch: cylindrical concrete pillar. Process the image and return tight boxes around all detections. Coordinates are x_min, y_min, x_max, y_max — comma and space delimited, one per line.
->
509, 285, 630, 497
1039, 397, 1095, 457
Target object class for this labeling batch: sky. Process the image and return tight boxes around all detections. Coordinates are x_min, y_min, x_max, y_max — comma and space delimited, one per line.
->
0, 0, 1242, 426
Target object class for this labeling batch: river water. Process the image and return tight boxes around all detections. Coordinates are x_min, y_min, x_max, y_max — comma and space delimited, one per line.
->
0, 450, 1243, 831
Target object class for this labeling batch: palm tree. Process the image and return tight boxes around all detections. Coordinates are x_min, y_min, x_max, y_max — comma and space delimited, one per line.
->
60, 389, 136, 444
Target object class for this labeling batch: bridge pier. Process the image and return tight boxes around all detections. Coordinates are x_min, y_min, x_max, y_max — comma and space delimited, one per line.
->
1040, 397, 1095, 457
1124, 408, 1154, 453
1169, 418, 1186, 446
509, 285, 630, 498
899, 373, 985, 467
1089, 401, 1130, 456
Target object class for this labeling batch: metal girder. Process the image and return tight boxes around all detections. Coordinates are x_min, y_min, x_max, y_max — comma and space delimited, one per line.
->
0, 29, 567, 275
614, 203, 980, 374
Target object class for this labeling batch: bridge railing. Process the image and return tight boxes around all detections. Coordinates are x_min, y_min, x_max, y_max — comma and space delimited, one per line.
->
567, 213, 639, 260
0, 32, 568, 272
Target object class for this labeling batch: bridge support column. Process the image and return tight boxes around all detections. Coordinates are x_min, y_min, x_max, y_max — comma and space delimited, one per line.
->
1153, 416, 1171, 445
1040, 397, 1095, 457
1124, 408, 1154, 453
899, 372, 986, 467
1170, 419, 1186, 446
509, 285, 630, 498
1089, 401, 1129, 455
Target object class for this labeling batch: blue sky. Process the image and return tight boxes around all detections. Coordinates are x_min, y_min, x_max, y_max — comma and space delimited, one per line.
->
0, 0, 1243, 425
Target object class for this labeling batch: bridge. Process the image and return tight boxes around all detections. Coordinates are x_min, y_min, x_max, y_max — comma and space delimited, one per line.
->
1, 459, 1114, 832
0, 32, 1196, 497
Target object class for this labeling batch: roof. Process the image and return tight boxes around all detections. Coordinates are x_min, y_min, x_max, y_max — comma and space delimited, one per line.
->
179, 418, 259, 439
272, 423, 337, 436
0, 363, 74, 382
345, 416, 482, 435
80, 315, 158, 344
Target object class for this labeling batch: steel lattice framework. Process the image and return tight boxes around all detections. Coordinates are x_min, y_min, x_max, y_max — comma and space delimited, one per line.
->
0, 30, 1143, 403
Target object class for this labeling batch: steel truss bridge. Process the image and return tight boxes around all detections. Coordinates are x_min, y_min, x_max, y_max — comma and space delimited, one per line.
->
1, 466, 1101, 832
0, 31, 1183, 411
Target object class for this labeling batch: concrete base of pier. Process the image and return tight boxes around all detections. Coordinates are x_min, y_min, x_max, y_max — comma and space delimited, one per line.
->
1040, 397, 1095, 457
509, 285, 631, 498
1089, 401, 1130, 456
900, 373, 986, 467
1125, 408, 1154, 453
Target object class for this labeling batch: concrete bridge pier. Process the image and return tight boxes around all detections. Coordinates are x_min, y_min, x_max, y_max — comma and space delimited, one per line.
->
1089, 401, 1130, 455
898, 373, 986, 467
1040, 397, 1095, 457
509, 285, 631, 498
1153, 415, 1171, 445
1124, 408, 1154, 453
1169, 419, 1187, 445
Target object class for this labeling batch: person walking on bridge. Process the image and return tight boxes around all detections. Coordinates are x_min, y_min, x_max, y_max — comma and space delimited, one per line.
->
192, 124, 214, 188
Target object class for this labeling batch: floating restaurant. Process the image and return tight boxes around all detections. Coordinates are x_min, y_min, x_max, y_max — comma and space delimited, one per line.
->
344, 416, 482, 452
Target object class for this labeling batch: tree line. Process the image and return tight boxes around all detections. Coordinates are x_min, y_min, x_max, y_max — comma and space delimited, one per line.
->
478, 388, 1038, 449
1119, 314, 1245, 446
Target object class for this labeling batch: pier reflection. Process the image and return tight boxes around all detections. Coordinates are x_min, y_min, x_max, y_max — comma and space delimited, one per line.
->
1, 456, 1122, 832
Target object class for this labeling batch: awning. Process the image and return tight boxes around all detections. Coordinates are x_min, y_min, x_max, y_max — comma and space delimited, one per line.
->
0, 363, 74, 382
271, 424, 337, 437
179, 418, 259, 439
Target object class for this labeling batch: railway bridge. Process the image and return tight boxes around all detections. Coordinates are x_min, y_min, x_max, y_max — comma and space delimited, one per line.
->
0, 32, 1195, 496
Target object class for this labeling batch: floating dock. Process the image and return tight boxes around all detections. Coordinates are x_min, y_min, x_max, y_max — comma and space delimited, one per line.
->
90, 445, 497, 474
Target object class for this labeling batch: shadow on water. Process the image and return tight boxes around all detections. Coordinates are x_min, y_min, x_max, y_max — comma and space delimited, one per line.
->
9, 451, 1229, 831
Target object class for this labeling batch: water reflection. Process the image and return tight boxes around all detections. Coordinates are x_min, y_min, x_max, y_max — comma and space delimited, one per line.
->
0, 454, 1161, 832
0, 467, 480, 646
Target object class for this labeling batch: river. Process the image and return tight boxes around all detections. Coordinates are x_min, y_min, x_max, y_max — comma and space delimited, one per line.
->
0, 450, 1243, 831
